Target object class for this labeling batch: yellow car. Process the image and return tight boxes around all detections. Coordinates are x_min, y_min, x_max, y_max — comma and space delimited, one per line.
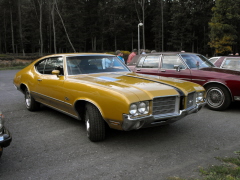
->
13, 53, 206, 141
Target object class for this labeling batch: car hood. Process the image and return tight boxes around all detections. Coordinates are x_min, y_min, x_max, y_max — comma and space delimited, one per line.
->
67, 72, 202, 100
201, 67, 240, 76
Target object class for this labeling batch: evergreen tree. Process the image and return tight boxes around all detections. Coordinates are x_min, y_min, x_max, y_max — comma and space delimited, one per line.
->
209, 0, 240, 55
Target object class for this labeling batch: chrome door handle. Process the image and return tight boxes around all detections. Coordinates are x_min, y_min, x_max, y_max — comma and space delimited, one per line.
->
37, 79, 42, 81
136, 69, 141, 71
160, 70, 166, 72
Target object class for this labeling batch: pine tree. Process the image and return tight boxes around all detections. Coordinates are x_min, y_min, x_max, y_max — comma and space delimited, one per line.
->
209, 0, 240, 55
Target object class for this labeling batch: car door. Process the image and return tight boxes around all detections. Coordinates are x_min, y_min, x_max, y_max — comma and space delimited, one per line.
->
33, 57, 66, 109
158, 54, 192, 81
134, 55, 160, 76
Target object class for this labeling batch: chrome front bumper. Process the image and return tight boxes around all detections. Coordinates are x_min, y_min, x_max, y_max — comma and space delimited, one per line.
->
122, 101, 206, 131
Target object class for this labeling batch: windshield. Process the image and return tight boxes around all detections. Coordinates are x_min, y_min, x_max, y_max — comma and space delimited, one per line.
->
66, 56, 130, 75
180, 54, 215, 69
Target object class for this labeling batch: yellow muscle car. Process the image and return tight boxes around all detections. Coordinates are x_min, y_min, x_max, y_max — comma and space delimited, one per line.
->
13, 53, 206, 141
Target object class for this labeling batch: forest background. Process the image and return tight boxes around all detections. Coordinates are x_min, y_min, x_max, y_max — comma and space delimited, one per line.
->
0, 0, 240, 58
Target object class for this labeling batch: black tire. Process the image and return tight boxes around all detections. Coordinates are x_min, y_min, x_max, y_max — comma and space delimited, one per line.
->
85, 103, 106, 142
0, 146, 3, 158
25, 88, 40, 111
205, 84, 231, 111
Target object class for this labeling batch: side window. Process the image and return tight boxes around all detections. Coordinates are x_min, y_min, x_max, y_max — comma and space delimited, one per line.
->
50, 57, 64, 75
35, 57, 63, 75
44, 58, 59, 74
142, 56, 159, 68
161, 55, 185, 69
136, 57, 146, 68
209, 57, 219, 64
36, 59, 47, 74
222, 58, 240, 69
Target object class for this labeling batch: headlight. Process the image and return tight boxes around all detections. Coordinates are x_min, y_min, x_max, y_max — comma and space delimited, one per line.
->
196, 92, 204, 102
129, 104, 137, 115
129, 101, 149, 116
138, 102, 147, 113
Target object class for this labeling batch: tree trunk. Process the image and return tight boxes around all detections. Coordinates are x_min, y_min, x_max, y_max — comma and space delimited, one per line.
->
52, 0, 57, 53
93, 36, 96, 51
161, 0, 164, 51
48, 1, 52, 53
91, 38, 93, 51
101, 35, 104, 51
3, 9, 7, 53
114, 34, 117, 51
192, 31, 195, 52
10, 5, 15, 53
132, 32, 133, 50
37, 0, 43, 56
18, 0, 25, 56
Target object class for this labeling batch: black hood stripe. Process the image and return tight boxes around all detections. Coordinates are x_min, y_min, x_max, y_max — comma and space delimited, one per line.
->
123, 74, 185, 96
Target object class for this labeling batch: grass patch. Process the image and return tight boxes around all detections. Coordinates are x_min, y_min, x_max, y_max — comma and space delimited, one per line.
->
0, 61, 32, 70
169, 151, 240, 180
0, 65, 28, 70
0, 54, 10, 57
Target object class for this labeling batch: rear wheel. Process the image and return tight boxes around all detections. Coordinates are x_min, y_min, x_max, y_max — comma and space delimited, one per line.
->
25, 88, 40, 111
85, 103, 106, 142
205, 84, 231, 111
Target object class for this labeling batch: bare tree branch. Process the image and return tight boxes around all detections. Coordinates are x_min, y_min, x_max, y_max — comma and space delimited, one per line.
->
55, 0, 76, 53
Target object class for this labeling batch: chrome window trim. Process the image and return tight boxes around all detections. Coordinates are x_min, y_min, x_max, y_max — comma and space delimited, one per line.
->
160, 54, 187, 70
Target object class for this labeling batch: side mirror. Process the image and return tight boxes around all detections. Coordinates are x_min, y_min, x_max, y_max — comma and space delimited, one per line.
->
52, 70, 60, 76
174, 65, 181, 72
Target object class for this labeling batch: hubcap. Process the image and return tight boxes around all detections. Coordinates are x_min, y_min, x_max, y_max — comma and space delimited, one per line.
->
207, 88, 224, 108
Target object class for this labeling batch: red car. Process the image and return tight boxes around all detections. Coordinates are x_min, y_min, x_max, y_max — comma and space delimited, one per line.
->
209, 56, 240, 71
128, 52, 240, 111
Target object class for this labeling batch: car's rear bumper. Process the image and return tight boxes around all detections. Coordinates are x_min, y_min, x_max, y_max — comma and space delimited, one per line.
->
0, 127, 12, 148
122, 101, 206, 131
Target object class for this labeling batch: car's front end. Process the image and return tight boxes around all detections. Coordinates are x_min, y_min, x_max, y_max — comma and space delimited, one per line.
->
121, 91, 205, 131
0, 112, 12, 158
80, 72, 206, 131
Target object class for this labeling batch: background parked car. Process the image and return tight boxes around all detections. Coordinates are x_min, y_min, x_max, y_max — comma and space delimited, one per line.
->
208, 56, 221, 64
128, 52, 240, 111
0, 111, 12, 158
13, 53, 206, 142
209, 56, 240, 71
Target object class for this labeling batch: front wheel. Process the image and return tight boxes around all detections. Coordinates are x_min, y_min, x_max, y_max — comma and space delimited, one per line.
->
25, 88, 40, 111
85, 103, 106, 142
205, 84, 231, 111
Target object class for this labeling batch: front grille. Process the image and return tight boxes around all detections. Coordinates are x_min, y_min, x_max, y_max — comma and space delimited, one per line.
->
187, 92, 195, 108
152, 96, 177, 115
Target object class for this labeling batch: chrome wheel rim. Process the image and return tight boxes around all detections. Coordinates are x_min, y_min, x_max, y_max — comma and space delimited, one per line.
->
206, 87, 225, 108
85, 114, 90, 137
25, 90, 31, 107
